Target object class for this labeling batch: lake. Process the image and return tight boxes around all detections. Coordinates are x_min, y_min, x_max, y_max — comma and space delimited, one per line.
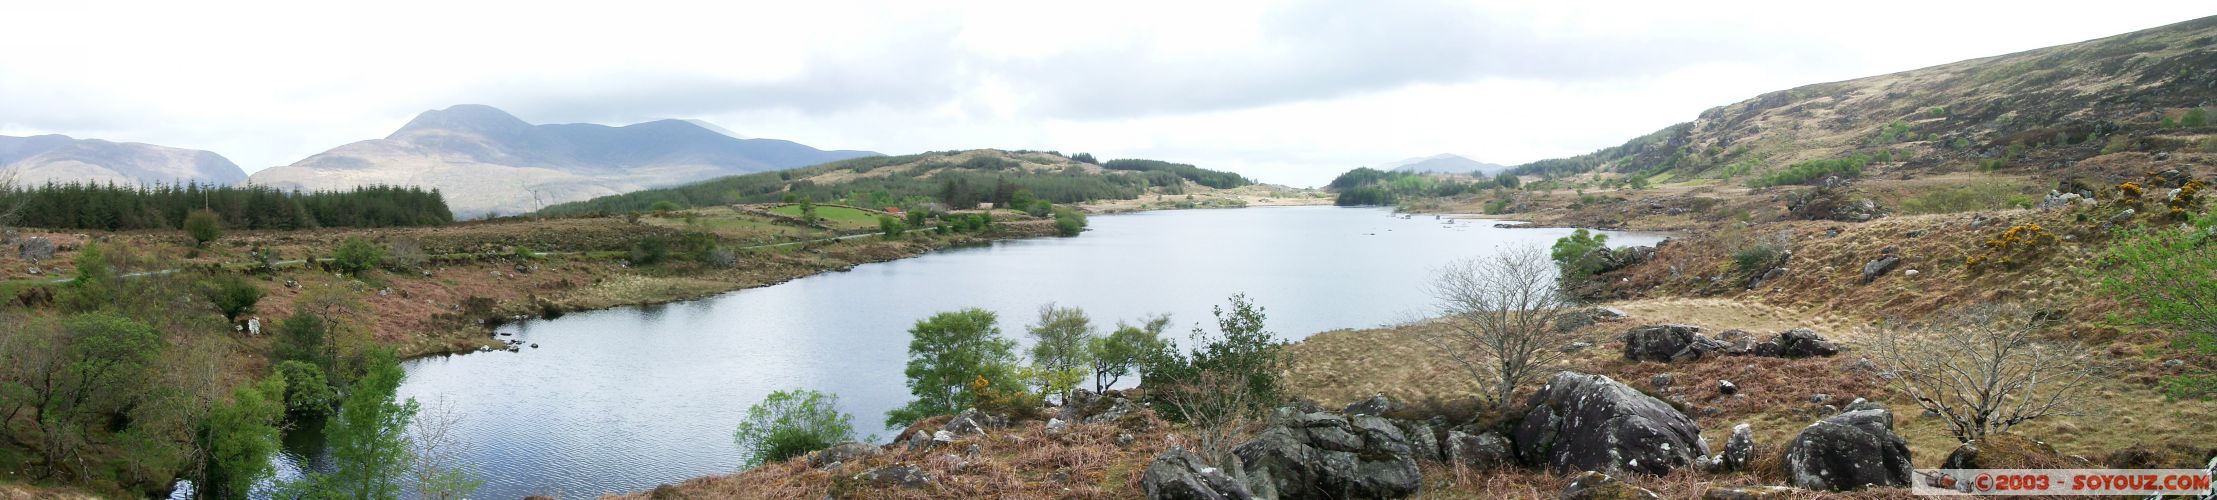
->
272, 206, 1664, 498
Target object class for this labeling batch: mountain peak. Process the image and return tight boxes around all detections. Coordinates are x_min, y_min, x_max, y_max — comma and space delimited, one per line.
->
1382, 153, 1506, 174
393, 104, 533, 138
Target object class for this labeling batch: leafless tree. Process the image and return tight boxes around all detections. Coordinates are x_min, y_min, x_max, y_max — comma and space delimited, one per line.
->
409, 396, 483, 500
1418, 246, 1581, 406
1, 167, 24, 239
1866, 303, 2100, 443
1158, 370, 1257, 468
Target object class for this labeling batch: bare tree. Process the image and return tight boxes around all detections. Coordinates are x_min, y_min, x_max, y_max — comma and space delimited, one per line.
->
1866, 303, 2099, 443
0, 167, 23, 239
1418, 246, 1580, 406
409, 396, 483, 500
1158, 370, 1257, 468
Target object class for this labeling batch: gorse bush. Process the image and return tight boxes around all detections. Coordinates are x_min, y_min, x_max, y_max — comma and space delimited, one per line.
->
1966, 223, 2058, 270
732, 390, 856, 467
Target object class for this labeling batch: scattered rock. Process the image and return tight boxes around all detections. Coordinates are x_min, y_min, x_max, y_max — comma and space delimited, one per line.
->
1560, 471, 1660, 500
1721, 423, 1755, 472
1701, 485, 1802, 499
1782, 403, 1913, 491
1718, 380, 1739, 395
1622, 324, 1717, 362
1860, 256, 1900, 284
809, 441, 877, 469
1444, 430, 1514, 470
1343, 394, 1402, 416
1143, 447, 1254, 500
855, 464, 933, 488
1514, 372, 1708, 475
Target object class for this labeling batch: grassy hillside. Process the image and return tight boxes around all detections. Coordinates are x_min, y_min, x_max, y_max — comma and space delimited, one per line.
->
537, 149, 1256, 216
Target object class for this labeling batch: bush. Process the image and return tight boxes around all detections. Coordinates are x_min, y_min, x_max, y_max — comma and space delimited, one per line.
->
185, 209, 222, 246
1899, 181, 2035, 214
1966, 224, 2058, 270
386, 239, 427, 272
1732, 243, 1783, 277
2185, 108, 2210, 128
1549, 229, 1611, 281
1748, 155, 1867, 188
2103, 211, 2217, 355
330, 237, 384, 276
885, 309, 1020, 427
878, 215, 905, 238
732, 389, 856, 467
649, 200, 683, 213
629, 237, 670, 266
275, 360, 337, 417
1053, 208, 1087, 236
1140, 294, 1284, 422
201, 272, 264, 322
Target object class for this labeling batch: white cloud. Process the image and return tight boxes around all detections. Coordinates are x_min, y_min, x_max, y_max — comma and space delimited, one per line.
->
0, 0, 2209, 186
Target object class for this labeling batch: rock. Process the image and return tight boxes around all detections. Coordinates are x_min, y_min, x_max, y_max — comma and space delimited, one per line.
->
1718, 380, 1739, 395
2165, 359, 2186, 368
1560, 471, 1660, 500
1903, 269, 1919, 277
1860, 256, 1900, 284
1118, 433, 1137, 446
1083, 396, 1136, 425
1622, 324, 1707, 362
1396, 420, 1441, 463
1046, 418, 1068, 434
1650, 374, 1674, 389
1809, 393, 1830, 404
1514, 372, 1708, 475
810, 441, 877, 468
1561, 341, 1594, 353
1782, 404, 1913, 491
1701, 485, 1802, 499
1143, 447, 1254, 500
1444, 430, 1514, 469
1721, 423, 1755, 472
931, 430, 955, 447
1343, 394, 1402, 416
944, 408, 1004, 435
1771, 329, 1839, 358
2039, 191, 2085, 210
1716, 330, 1756, 355
1234, 411, 1422, 499
855, 464, 933, 488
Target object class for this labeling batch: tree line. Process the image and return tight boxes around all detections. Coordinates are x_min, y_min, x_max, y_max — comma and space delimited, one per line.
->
0, 182, 453, 231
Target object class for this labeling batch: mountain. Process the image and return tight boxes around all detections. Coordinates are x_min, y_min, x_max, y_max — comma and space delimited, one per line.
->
1510, 15, 2217, 180
1382, 153, 1507, 175
0, 134, 246, 187
247, 104, 879, 216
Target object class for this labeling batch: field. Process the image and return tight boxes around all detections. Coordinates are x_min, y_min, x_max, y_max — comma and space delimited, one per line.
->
768, 204, 885, 230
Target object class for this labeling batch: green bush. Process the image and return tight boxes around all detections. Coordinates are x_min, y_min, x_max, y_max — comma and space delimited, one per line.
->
331, 237, 384, 276
2183, 108, 2209, 128
185, 209, 222, 246
1053, 208, 1087, 236
1732, 244, 1783, 277
275, 360, 337, 417
1139, 294, 1284, 423
629, 237, 671, 266
878, 215, 906, 238
649, 200, 683, 213
201, 272, 264, 322
1550, 229, 1611, 281
2101, 211, 2217, 355
1899, 181, 2035, 214
885, 309, 1020, 427
1748, 155, 1868, 188
732, 389, 857, 467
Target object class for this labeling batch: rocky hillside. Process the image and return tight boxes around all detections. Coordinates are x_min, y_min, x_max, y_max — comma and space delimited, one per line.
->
247, 104, 878, 217
0, 134, 245, 186
1512, 15, 2217, 182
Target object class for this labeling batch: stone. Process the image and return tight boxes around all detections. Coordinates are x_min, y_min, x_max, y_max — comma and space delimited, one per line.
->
1622, 324, 1706, 362
1782, 404, 1913, 491
1941, 433, 2077, 469
1560, 471, 1660, 500
1343, 394, 1402, 416
944, 408, 1003, 435
810, 441, 877, 468
1701, 485, 1802, 499
1444, 430, 1513, 469
1234, 410, 1422, 499
1809, 393, 1830, 404
1771, 329, 1840, 358
1143, 447, 1254, 500
1561, 341, 1594, 353
1118, 433, 1137, 446
1650, 373, 1674, 389
1513, 372, 1708, 475
1046, 418, 1068, 434
1721, 423, 1755, 472
855, 464, 933, 488
931, 430, 954, 447
1718, 380, 1739, 395
1860, 256, 1900, 284
1396, 420, 1441, 463
1083, 396, 1136, 425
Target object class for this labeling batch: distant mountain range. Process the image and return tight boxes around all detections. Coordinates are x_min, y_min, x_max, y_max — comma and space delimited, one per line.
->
247, 105, 879, 216
0, 134, 245, 187
1381, 153, 1506, 175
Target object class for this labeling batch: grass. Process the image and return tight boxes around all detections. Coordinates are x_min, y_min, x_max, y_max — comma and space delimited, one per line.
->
1897, 181, 2035, 214
769, 204, 882, 230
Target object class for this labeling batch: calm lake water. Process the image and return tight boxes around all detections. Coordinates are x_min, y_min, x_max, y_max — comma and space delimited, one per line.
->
270, 206, 1663, 498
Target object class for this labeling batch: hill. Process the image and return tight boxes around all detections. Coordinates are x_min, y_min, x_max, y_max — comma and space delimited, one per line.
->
537, 149, 1277, 216
1383, 153, 1506, 175
0, 134, 245, 186
246, 104, 879, 217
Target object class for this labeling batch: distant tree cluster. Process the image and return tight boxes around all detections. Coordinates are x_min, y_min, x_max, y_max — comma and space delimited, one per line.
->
2, 182, 452, 230
539, 151, 1245, 216
1099, 159, 1253, 189
1327, 167, 1508, 206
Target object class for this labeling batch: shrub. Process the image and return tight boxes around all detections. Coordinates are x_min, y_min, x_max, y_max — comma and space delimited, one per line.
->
1140, 294, 1284, 422
649, 200, 683, 213
904, 209, 927, 227
1053, 208, 1087, 236
885, 309, 1020, 427
1732, 243, 1784, 277
2184, 108, 2209, 128
1749, 155, 1867, 188
330, 237, 384, 276
1899, 181, 2035, 214
275, 360, 337, 417
878, 215, 906, 238
201, 272, 264, 322
1966, 223, 2058, 270
1549, 229, 1611, 282
386, 239, 427, 272
732, 389, 856, 467
2103, 211, 2217, 356
184, 209, 222, 246
629, 237, 670, 266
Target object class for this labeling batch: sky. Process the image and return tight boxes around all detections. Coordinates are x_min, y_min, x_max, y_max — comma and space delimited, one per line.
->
2, 1, 2211, 187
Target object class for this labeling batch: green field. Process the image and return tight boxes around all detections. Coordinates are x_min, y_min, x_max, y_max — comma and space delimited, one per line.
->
769, 204, 883, 230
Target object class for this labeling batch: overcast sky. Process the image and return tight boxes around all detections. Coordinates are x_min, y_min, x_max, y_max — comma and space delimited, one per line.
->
2, 1, 2210, 186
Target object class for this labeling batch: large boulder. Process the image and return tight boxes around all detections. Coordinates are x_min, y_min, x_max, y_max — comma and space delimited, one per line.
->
1234, 411, 1422, 499
1343, 394, 1402, 416
1719, 423, 1755, 472
1782, 403, 1913, 491
854, 464, 932, 488
1514, 372, 1708, 475
1560, 471, 1660, 500
1771, 329, 1839, 358
1144, 447, 1254, 500
1623, 324, 1709, 362
1860, 256, 1900, 284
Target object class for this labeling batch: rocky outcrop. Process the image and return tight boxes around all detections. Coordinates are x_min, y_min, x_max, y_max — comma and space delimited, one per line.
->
1514, 372, 1708, 475
1144, 447, 1254, 500
1560, 471, 1660, 500
1444, 430, 1514, 469
1234, 410, 1423, 499
854, 464, 932, 488
1759, 329, 1839, 358
1782, 402, 1912, 491
809, 441, 877, 469
1622, 324, 1728, 362
1342, 394, 1402, 416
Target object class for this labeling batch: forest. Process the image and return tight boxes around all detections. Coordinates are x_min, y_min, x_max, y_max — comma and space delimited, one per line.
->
1, 183, 453, 230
